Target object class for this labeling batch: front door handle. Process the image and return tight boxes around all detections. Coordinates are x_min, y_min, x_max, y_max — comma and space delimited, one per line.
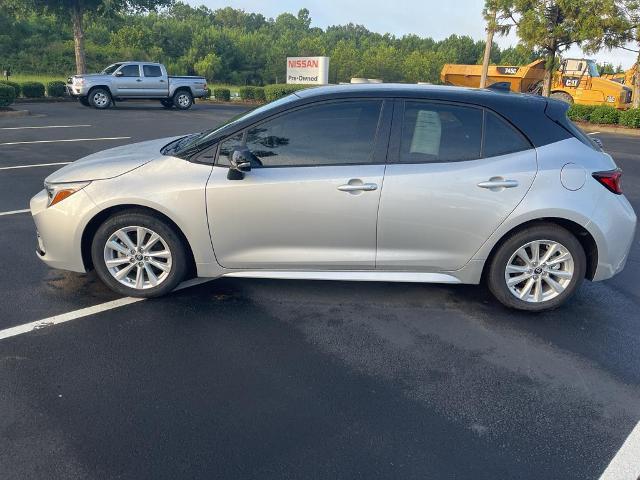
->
477, 177, 519, 190
337, 183, 378, 192
136, 79, 142, 82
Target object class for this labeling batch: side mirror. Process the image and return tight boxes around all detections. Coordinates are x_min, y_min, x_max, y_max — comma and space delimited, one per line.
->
115, 71, 124, 77
227, 148, 252, 180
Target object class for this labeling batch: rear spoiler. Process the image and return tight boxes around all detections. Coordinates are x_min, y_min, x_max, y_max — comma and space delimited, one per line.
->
544, 98, 601, 151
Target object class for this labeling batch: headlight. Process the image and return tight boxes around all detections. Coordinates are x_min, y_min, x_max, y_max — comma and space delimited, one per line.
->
44, 181, 90, 207
74, 77, 85, 86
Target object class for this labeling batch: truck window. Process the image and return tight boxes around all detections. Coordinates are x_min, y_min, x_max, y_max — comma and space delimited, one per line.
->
143, 65, 162, 77
587, 61, 600, 77
119, 65, 140, 77
103, 63, 123, 75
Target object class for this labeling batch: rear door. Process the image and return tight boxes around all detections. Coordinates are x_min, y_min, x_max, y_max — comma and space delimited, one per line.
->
206, 99, 391, 270
376, 99, 537, 271
140, 64, 167, 97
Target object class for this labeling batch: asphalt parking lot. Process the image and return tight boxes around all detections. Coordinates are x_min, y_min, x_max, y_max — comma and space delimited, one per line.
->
1, 101, 639, 479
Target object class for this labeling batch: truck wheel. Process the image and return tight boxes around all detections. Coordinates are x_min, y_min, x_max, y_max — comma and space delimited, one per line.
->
160, 99, 173, 109
173, 90, 193, 110
89, 88, 112, 109
78, 97, 90, 107
550, 91, 574, 104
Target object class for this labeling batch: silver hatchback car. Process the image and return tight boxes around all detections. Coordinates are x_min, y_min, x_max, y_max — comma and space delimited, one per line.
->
30, 84, 636, 311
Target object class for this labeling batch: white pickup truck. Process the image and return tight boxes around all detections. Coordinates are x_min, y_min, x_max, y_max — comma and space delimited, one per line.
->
67, 61, 208, 110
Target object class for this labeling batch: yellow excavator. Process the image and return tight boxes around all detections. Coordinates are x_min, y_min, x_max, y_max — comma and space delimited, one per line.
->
441, 58, 632, 109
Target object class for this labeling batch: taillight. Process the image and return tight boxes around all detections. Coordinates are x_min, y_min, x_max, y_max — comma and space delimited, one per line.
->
592, 169, 623, 194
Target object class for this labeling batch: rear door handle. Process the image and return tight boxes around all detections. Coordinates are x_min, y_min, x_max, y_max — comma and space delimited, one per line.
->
338, 183, 378, 192
477, 178, 519, 190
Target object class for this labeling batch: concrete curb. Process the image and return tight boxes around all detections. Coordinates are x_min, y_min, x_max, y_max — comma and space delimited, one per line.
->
576, 122, 640, 137
0, 108, 30, 117
14, 97, 75, 104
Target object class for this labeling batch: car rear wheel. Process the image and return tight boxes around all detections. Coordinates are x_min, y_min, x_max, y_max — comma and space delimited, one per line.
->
91, 211, 188, 297
89, 88, 112, 109
487, 223, 586, 311
173, 90, 193, 110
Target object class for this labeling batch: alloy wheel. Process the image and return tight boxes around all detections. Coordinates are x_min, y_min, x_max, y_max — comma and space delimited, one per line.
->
504, 239, 574, 303
103, 226, 172, 290
177, 94, 190, 107
93, 92, 109, 108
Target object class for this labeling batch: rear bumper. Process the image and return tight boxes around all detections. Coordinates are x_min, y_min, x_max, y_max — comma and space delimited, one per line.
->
589, 193, 637, 281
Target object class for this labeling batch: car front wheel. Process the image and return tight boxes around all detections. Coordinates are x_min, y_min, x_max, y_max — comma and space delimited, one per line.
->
487, 223, 586, 311
89, 88, 112, 109
91, 211, 188, 297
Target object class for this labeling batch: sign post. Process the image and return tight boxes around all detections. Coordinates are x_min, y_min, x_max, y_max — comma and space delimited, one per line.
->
286, 57, 329, 85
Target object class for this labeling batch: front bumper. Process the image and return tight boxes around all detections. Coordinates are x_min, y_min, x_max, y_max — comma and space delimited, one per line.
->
66, 84, 89, 97
30, 188, 97, 272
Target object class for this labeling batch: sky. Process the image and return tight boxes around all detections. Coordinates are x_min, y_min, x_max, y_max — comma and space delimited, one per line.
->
185, 0, 638, 69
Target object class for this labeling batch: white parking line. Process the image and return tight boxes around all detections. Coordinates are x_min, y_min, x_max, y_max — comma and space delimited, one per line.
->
0, 208, 30, 216
588, 132, 601, 135
0, 162, 71, 171
0, 277, 212, 341
0, 125, 91, 130
599, 420, 640, 480
0, 136, 130, 146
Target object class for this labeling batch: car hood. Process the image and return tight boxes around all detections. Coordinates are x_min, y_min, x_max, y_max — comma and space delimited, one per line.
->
45, 136, 183, 183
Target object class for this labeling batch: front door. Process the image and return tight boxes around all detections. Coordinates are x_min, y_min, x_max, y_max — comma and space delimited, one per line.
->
376, 100, 538, 271
113, 64, 143, 97
206, 99, 390, 270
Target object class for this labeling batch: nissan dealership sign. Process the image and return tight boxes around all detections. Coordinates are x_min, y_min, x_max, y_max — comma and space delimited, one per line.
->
286, 56, 329, 85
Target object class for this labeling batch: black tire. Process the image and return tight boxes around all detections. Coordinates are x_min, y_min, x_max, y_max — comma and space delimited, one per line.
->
91, 210, 188, 298
78, 96, 90, 107
486, 223, 586, 312
173, 90, 193, 110
160, 99, 173, 109
88, 87, 112, 109
550, 91, 574, 104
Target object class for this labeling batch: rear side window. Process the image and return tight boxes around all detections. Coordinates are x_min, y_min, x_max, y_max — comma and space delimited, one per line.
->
143, 65, 162, 77
119, 65, 140, 77
400, 102, 482, 163
242, 100, 383, 167
483, 111, 531, 157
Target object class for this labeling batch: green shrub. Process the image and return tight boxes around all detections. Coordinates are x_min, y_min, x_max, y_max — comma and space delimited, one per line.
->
239, 86, 266, 101
215, 87, 230, 101
588, 105, 620, 124
0, 80, 21, 97
253, 86, 265, 101
263, 84, 309, 102
619, 108, 640, 128
46, 80, 66, 97
21, 81, 45, 98
0, 84, 16, 107
567, 104, 596, 122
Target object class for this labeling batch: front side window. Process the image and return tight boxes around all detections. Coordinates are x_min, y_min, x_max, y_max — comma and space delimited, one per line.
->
143, 65, 162, 77
400, 102, 482, 163
237, 100, 382, 167
103, 63, 123, 75
118, 65, 140, 77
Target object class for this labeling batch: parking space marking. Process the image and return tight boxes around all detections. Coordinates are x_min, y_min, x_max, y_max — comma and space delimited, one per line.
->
0, 208, 30, 216
599, 420, 640, 480
0, 277, 212, 342
0, 137, 130, 146
0, 125, 91, 130
0, 162, 71, 171
588, 132, 601, 135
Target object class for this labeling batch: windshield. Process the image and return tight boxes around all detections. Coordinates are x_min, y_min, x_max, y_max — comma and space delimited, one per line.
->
172, 93, 300, 156
102, 63, 123, 75
587, 61, 600, 77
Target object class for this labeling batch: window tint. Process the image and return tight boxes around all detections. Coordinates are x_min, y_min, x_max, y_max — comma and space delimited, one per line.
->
119, 65, 140, 77
242, 100, 382, 167
143, 65, 162, 77
483, 111, 531, 157
400, 102, 482, 163
217, 132, 244, 166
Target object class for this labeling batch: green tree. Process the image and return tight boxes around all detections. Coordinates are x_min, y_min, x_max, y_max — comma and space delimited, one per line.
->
486, 0, 634, 95
15, 0, 174, 74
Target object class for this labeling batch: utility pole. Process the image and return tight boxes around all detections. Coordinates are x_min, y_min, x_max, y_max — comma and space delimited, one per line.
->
480, 10, 496, 88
